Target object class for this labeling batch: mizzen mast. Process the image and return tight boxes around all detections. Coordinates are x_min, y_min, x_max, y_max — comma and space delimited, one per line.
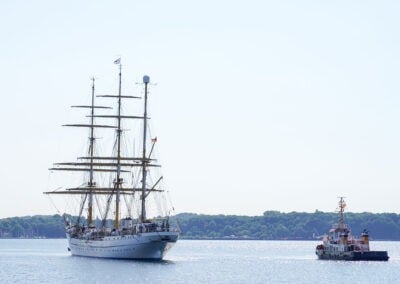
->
45, 78, 113, 227
87, 78, 96, 225
69, 78, 113, 226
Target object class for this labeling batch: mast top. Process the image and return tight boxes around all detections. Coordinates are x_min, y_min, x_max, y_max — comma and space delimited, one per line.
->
143, 75, 150, 84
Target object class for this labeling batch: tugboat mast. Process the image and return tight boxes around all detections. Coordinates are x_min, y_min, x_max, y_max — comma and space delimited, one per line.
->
141, 75, 150, 223
338, 196, 346, 230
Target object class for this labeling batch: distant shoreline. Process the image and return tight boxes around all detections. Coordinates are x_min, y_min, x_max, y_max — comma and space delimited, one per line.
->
2, 212, 400, 240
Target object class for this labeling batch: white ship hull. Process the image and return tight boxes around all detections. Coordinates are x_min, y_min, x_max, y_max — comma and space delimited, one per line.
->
67, 231, 178, 260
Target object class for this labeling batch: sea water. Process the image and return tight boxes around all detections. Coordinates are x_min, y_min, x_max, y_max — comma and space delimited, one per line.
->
0, 239, 399, 283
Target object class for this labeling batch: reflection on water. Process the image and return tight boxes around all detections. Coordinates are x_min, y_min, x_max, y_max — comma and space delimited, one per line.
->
0, 239, 399, 283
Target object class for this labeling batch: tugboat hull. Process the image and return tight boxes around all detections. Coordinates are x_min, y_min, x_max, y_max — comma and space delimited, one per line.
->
352, 251, 389, 261
316, 251, 389, 261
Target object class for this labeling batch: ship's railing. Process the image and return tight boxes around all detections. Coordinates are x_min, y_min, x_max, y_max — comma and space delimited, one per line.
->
67, 217, 178, 240
120, 219, 174, 234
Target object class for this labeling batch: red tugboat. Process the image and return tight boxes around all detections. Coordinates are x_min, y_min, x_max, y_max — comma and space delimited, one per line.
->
315, 197, 389, 261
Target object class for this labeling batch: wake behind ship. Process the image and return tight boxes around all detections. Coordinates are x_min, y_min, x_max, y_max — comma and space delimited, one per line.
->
45, 60, 179, 259
315, 197, 388, 261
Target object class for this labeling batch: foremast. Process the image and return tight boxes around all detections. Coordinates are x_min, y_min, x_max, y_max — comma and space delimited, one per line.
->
141, 75, 150, 222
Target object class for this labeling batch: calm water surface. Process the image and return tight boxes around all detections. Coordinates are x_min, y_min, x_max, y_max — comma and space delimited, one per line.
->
0, 239, 399, 283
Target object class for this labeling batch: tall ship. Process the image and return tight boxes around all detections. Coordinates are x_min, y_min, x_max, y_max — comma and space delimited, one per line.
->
315, 197, 389, 261
45, 60, 179, 259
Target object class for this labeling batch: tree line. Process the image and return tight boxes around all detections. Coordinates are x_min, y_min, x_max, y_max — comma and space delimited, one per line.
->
177, 211, 400, 240
0, 215, 65, 238
1, 211, 400, 240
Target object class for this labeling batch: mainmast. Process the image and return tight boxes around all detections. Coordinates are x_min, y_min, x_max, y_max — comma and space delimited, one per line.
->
141, 75, 150, 222
114, 61, 123, 229
90, 59, 141, 229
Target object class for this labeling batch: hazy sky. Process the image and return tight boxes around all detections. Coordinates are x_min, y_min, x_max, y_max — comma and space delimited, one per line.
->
1, 0, 400, 218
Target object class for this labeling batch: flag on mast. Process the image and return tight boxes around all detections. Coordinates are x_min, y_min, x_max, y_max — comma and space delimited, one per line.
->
114, 58, 121, 64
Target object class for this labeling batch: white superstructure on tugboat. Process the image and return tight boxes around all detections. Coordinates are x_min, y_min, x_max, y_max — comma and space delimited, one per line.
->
45, 60, 179, 259
315, 197, 388, 261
